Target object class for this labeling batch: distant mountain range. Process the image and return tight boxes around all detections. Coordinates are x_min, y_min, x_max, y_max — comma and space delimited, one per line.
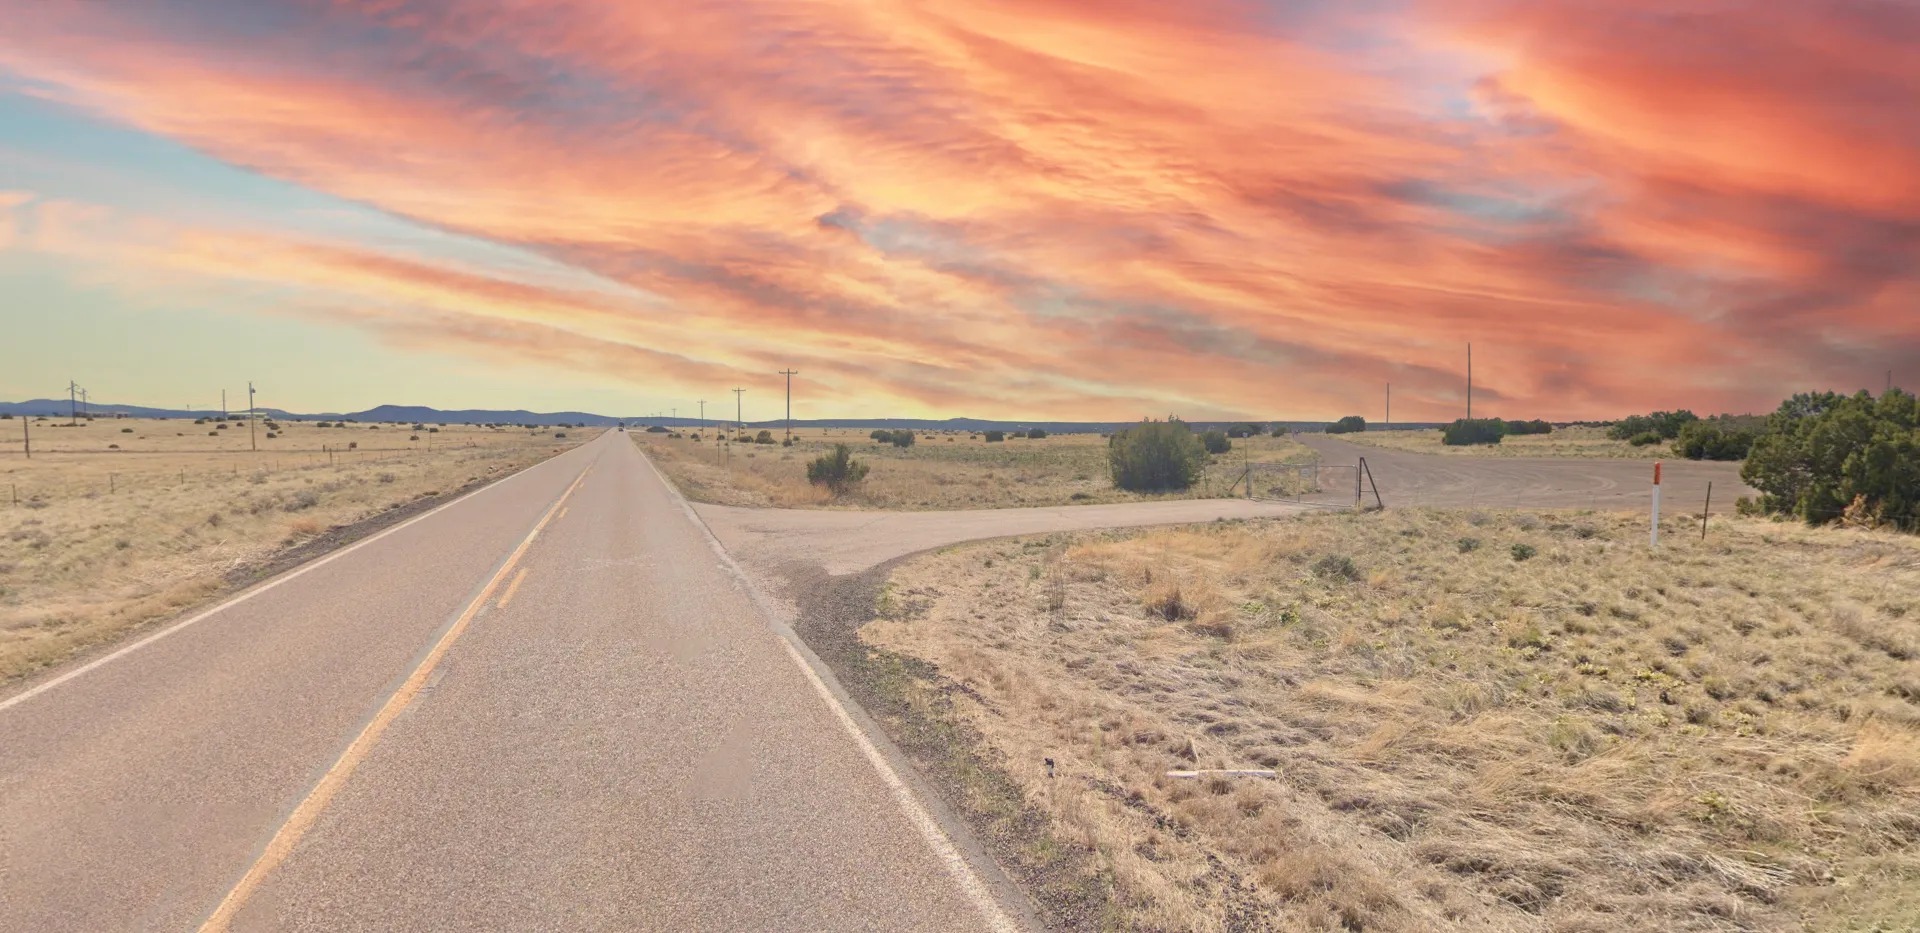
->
0, 399, 1443, 433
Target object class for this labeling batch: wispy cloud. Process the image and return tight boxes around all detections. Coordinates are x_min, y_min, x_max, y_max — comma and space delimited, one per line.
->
1, 0, 1913, 417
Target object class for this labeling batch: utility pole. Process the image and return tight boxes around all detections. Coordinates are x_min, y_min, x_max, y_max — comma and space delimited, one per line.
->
68, 380, 79, 426
79, 387, 89, 419
20, 412, 28, 459
248, 382, 257, 452
733, 387, 745, 434
221, 389, 227, 419
699, 400, 706, 433
1466, 343, 1473, 420
1385, 382, 1390, 431
779, 369, 798, 442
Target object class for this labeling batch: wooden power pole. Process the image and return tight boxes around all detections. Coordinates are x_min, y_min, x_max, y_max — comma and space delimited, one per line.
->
779, 369, 798, 442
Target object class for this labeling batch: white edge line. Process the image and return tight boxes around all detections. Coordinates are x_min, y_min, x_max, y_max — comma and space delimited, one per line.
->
0, 439, 593, 715
630, 441, 1025, 933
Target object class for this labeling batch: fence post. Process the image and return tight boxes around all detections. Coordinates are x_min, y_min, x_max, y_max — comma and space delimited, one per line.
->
1355, 460, 1363, 508
1701, 481, 1712, 540
109, 473, 115, 494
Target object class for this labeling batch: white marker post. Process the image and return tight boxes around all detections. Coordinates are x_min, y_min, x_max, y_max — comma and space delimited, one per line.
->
1650, 460, 1662, 548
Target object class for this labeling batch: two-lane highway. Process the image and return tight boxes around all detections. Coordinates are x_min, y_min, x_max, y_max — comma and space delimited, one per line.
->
0, 431, 1025, 931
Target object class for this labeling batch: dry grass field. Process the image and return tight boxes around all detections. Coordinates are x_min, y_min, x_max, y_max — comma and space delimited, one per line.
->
637, 427, 1318, 510
868, 510, 1920, 932
1340, 426, 1665, 459
0, 416, 589, 681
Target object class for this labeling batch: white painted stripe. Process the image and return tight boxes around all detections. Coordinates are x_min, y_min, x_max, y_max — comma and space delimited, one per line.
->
0, 438, 597, 715
777, 636, 1024, 933
631, 441, 1027, 933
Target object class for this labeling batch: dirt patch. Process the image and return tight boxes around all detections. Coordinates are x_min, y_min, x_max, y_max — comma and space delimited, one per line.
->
786, 557, 1122, 932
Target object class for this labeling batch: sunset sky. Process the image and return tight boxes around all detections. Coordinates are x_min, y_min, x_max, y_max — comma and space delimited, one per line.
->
2, 0, 1915, 421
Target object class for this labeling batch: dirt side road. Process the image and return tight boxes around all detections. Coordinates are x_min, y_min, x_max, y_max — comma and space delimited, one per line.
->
1296, 433, 1755, 511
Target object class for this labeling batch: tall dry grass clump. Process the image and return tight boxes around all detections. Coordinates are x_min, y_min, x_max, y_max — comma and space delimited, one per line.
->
867, 509, 1920, 932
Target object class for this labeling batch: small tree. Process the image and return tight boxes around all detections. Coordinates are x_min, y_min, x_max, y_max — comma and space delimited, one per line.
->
1027, 428, 1047, 439
756, 429, 775, 444
890, 429, 915, 448
1674, 421, 1755, 461
1442, 418, 1506, 446
984, 430, 1006, 442
1109, 419, 1205, 492
1327, 416, 1367, 434
1607, 410, 1698, 441
1270, 425, 1290, 437
806, 444, 870, 494
1201, 430, 1231, 454
870, 429, 892, 442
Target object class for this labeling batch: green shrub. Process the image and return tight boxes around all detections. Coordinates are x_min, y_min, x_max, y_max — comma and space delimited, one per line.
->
1742, 389, 1918, 528
1511, 543, 1537, 561
1109, 419, 1205, 492
869, 429, 892, 442
1225, 423, 1260, 439
1201, 430, 1231, 454
1312, 554, 1360, 581
889, 429, 915, 448
1457, 537, 1481, 553
1506, 419, 1552, 435
984, 430, 1005, 443
1607, 410, 1698, 441
1270, 425, 1289, 437
1629, 431, 1662, 447
1442, 418, 1506, 446
755, 430, 775, 444
806, 444, 870, 494
781, 437, 793, 447
646, 425, 668, 433
1674, 421, 1755, 461
1326, 415, 1366, 434
1027, 428, 1047, 439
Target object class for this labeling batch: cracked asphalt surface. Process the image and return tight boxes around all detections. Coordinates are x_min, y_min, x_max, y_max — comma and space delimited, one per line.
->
0, 432, 1027, 932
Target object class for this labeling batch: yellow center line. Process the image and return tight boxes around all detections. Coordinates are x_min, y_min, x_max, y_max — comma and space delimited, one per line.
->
557, 506, 569, 521
496, 567, 531, 609
197, 465, 592, 932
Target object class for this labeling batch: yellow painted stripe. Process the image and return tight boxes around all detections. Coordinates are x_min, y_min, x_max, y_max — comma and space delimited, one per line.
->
557, 506, 569, 521
496, 567, 530, 609
197, 466, 591, 932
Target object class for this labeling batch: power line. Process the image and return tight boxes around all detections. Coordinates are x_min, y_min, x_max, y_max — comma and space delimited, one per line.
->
249, 382, 257, 452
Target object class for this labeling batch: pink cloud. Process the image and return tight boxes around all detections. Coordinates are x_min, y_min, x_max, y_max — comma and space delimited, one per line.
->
1, 0, 1914, 418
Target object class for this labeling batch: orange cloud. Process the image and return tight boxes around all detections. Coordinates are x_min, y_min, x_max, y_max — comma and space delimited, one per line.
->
1, 0, 1914, 418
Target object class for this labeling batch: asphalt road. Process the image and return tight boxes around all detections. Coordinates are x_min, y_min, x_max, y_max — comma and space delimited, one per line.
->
0, 431, 1028, 932
0, 428, 1752, 932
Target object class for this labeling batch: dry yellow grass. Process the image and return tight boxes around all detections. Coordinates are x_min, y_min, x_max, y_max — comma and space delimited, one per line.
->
638, 427, 1317, 509
0, 416, 589, 680
869, 510, 1920, 931
1341, 425, 1666, 459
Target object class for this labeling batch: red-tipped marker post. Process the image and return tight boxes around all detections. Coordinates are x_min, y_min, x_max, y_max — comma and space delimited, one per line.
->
1651, 460, 1663, 548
